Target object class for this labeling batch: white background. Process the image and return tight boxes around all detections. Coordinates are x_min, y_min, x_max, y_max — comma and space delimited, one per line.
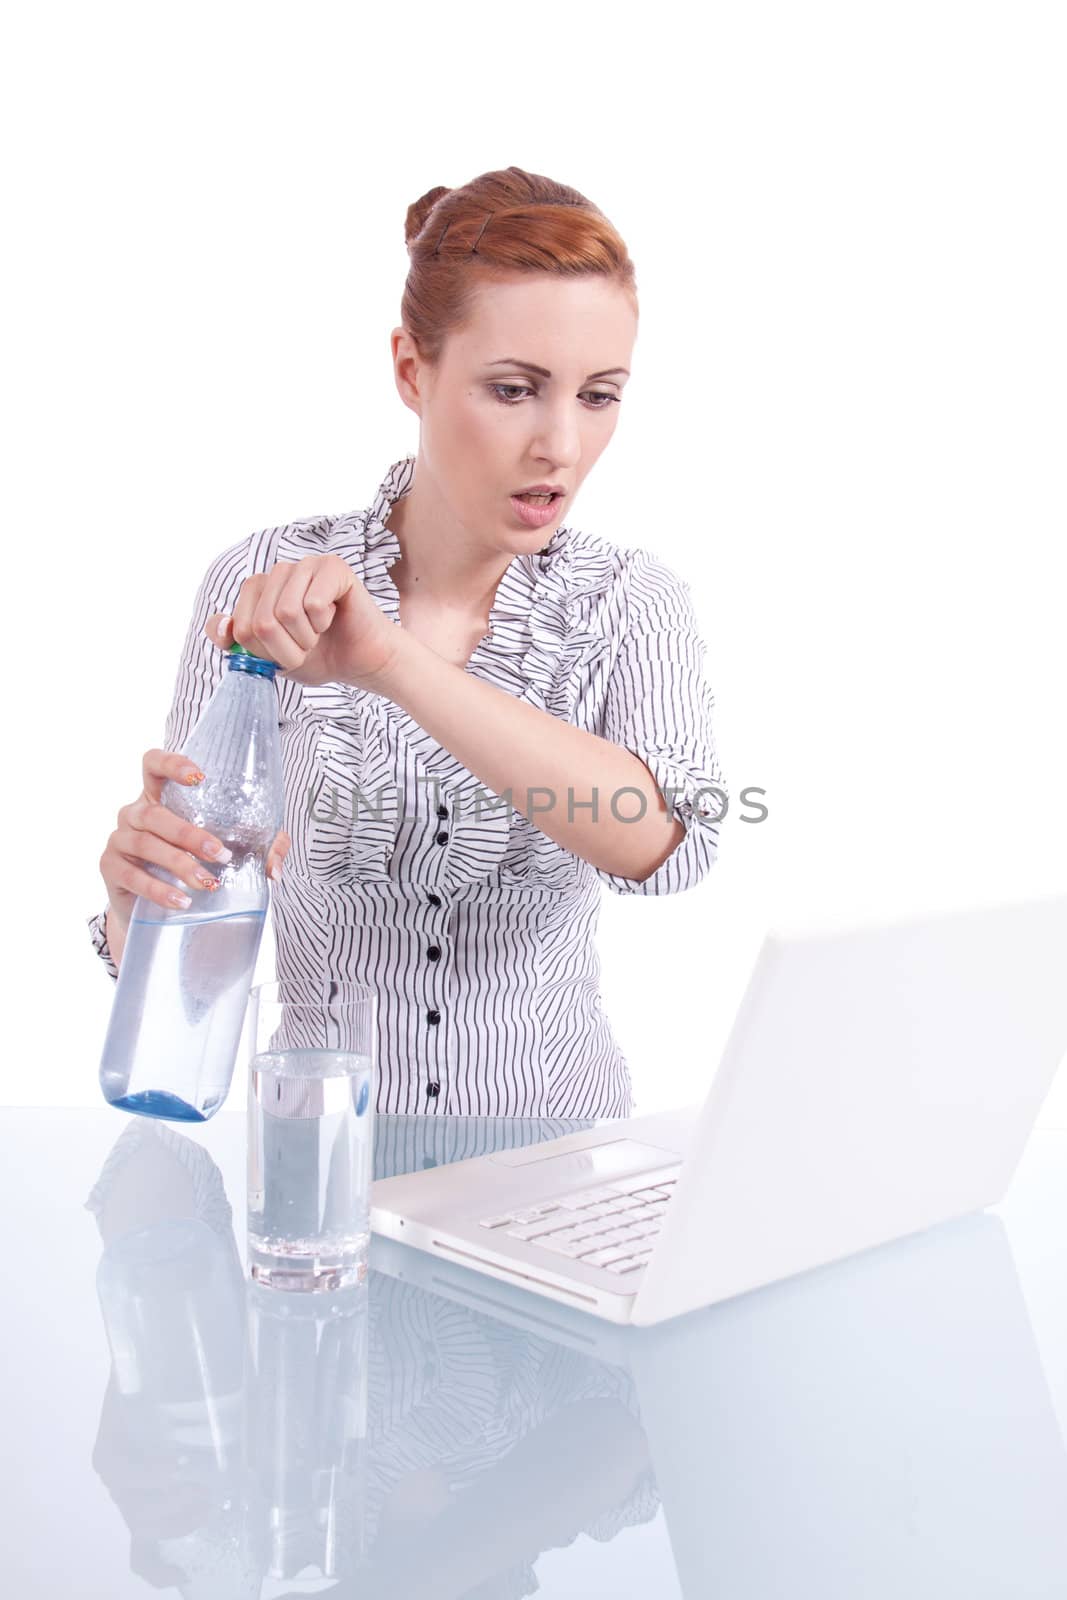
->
6, 2, 1065, 1116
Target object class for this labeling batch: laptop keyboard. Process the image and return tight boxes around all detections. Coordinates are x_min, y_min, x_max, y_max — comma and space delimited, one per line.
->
478, 1165, 680, 1276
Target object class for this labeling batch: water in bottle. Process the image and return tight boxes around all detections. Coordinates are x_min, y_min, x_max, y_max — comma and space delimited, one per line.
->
99, 642, 285, 1122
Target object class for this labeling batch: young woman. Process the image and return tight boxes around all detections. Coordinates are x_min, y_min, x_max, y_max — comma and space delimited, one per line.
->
90, 165, 727, 1119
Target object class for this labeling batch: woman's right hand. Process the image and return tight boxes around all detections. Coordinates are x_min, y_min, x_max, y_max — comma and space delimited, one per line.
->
99, 748, 291, 932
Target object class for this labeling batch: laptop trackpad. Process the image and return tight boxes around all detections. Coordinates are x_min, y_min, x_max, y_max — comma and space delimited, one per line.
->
488, 1138, 680, 1185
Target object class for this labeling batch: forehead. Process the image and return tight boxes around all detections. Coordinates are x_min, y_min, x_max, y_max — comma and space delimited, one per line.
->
450, 275, 636, 367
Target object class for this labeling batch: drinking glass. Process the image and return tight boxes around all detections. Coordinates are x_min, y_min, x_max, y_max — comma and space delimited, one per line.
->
247, 980, 376, 1290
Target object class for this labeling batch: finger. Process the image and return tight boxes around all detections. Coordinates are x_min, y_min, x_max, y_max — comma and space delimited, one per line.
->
264, 563, 324, 655
228, 572, 272, 660
266, 828, 290, 881
109, 858, 203, 912
108, 827, 225, 901
230, 565, 309, 667
267, 828, 291, 859
205, 612, 232, 649
141, 748, 206, 804
301, 555, 351, 635
121, 793, 232, 866
243, 562, 319, 665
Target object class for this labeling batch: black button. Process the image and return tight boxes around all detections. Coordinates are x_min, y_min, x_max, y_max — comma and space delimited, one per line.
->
437, 805, 448, 819
427, 894, 441, 907
427, 945, 441, 961
426, 1009, 441, 1024
435, 830, 448, 845
427, 1082, 441, 1099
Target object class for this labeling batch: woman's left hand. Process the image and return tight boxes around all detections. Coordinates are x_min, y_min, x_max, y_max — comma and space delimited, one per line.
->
204, 555, 400, 690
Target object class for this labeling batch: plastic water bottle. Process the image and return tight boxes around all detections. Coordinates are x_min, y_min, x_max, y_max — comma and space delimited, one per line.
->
99, 642, 286, 1122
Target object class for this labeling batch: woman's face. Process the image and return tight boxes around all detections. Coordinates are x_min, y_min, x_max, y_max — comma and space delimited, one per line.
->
391, 274, 636, 553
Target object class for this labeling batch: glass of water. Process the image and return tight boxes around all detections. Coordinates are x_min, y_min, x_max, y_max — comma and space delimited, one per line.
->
247, 980, 376, 1291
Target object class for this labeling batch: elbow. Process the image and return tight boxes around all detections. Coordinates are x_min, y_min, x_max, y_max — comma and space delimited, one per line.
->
632, 817, 688, 883
630, 818, 722, 897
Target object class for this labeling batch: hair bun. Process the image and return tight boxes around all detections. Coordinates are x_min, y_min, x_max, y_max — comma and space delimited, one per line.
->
398, 167, 636, 368
404, 186, 452, 247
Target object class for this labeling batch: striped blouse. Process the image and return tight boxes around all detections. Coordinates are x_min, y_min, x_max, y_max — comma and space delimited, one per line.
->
88, 454, 727, 1118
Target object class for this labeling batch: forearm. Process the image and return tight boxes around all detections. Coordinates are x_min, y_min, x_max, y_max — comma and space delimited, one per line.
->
363, 633, 685, 882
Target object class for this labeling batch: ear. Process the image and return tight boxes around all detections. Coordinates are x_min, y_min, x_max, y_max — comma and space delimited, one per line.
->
391, 325, 424, 417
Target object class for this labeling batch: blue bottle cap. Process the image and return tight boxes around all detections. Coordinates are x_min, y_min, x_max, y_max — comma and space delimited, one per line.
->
228, 640, 278, 677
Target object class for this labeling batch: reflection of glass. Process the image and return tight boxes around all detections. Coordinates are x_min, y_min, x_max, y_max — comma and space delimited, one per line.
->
245, 1279, 369, 1580
247, 979, 377, 1291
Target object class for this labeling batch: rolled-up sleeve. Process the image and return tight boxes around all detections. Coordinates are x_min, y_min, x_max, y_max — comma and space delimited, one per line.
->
593, 550, 727, 897
88, 906, 120, 981
86, 532, 258, 982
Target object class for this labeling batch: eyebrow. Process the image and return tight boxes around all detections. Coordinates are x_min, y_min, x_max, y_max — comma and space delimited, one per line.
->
487, 358, 630, 381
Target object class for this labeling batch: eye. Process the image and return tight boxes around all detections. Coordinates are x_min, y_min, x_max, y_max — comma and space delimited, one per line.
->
488, 383, 621, 410
488, 384, 533, 404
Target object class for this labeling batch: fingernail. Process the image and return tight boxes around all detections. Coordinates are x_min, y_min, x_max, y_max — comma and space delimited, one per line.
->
203, 839, 232, 861
168, 890, 192, 908
269, 861, 282, 882
181, 768, 204, 785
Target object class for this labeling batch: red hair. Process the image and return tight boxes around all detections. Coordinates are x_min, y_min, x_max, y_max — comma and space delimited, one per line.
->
400, 165, 638, 367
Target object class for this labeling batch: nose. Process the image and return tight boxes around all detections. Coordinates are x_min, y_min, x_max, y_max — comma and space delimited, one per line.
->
528, 401, 583, 473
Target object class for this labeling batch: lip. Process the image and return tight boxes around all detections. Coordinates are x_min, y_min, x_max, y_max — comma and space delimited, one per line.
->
515, 483, 565, 495
510, 491, 564, 530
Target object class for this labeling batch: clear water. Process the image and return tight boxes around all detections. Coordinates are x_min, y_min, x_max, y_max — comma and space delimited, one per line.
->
248, 1048, 374, 1291
99, 908, 266, 1122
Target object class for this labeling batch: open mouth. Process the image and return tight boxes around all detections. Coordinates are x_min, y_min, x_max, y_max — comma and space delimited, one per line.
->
509, 491, 564, 526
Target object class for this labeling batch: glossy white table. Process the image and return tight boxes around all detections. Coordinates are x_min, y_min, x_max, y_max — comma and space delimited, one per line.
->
2, 1105, 1066, 1597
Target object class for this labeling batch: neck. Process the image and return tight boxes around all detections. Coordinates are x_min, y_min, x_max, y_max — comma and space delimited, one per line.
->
384, 491, 513, 615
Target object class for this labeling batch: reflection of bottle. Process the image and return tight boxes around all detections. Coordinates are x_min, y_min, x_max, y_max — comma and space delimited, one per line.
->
245, 1279, 369, 1580
99, 642, 285, 1123
93, 1216, 252, 1592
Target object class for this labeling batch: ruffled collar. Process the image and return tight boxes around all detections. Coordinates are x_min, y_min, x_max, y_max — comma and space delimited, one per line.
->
345, 454, 617, 717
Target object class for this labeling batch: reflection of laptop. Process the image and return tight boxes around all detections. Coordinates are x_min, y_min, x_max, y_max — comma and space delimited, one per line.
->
370, 1212, 1067, 1595
371, 893, 1067, 1325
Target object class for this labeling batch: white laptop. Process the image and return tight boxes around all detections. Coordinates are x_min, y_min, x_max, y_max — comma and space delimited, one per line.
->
370, 892, 1067, 1326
